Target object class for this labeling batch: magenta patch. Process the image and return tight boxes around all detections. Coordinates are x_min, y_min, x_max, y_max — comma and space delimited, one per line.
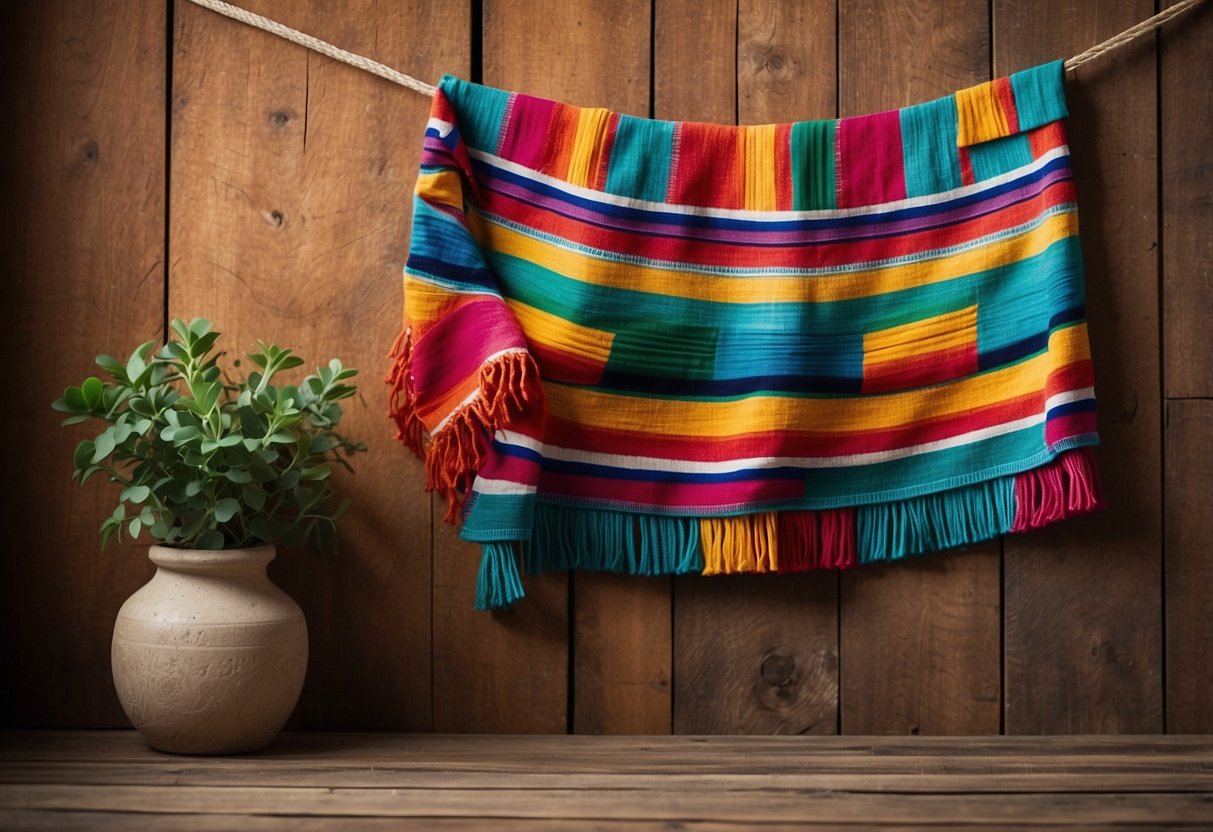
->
836, 109, 908, 208
498, 94, 557, 170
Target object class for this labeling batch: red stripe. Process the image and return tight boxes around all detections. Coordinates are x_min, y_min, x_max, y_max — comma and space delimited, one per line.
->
1028, 121, 1067, 160
669, 123, 744, 209
994, 77, 1020, 134
774, 123, 794, 211
958, 146, 976, 186
543, 387, 1059, 462
536, 468, 804, 509
528, 340, 607, 385
1045, 411, 1097, 446
480, 176, 1076, 270
862, 343, 978, 393
1045, 358, 1094, 401
837, 110, 907, 207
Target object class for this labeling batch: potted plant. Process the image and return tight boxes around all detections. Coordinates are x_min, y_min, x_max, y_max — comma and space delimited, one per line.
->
53, 318, 364, 754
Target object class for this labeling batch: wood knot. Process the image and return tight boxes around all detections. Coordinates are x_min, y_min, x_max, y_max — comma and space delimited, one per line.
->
269, 110, 291, 127
764, 54, 786, 73
760, 653, 795, 687
267, 209, 285, 227
81, 140, 100, 162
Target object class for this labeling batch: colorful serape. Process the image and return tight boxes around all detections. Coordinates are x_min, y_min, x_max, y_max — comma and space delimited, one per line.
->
388, 60, 1103, 610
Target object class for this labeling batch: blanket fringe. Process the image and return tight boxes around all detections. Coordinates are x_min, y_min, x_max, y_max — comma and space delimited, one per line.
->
469, 447, 1103, 609
388, 328, 541, 522
1012, 446, 1104, 531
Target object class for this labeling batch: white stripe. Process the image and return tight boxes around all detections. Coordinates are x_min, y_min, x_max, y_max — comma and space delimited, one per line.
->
470, 477, 537, 496
426, 117, 455, 138
466, 145, 1071, 222
496, 414, 1047, 475
1045, 387, 1095, 412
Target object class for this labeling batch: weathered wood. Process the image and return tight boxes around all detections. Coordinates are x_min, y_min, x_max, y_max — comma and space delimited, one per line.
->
1165, 400, 1213, 733
5, 782, 1213, 825
1161, 0, 1213, 400
0, 0, 165, 728
837, 0, 1002, 736
997, 0, 1164, 735
669, 0, 840, 737
168, 0, 461, 729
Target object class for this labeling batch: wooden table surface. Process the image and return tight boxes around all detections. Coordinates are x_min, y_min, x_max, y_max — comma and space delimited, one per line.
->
0, 731, 1210, 829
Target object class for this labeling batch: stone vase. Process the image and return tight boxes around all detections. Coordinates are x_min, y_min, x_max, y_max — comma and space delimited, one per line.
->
111, 545, 308, 754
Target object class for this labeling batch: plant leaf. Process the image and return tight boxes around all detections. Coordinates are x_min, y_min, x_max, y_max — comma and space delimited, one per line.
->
196, 529, 225, 549
91, 429, 116, 463
223, 468, 253, 484
128, 517, 142, 539
242, 483, 266, 511
81, 377, 104, 409
120, 484, 151, 504
213, 498, 240, 523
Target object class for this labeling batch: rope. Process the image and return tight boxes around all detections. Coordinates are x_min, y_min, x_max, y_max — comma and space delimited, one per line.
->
1064, 0, 1206, 72
183, 0, 437, 97
185, 0, 1207, 97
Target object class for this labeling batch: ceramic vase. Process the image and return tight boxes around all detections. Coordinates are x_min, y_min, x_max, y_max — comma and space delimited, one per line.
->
111, 545, 308, 754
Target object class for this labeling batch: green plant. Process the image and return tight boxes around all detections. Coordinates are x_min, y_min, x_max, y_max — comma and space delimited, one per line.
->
53, 318, 365, 550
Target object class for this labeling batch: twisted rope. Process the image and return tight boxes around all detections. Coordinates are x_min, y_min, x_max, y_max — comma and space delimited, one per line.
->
186, 0, 1206, 97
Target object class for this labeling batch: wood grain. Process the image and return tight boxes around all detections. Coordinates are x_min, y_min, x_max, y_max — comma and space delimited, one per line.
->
0, 0, 165, 727
1, 732, 1211, 828
1164, 400, 1213, 733
1161, 0, 1213, 400
666, 0, 840, 736
837, 0, 1002, 736
168, 0, 462, 730
997, 0, 1163, 734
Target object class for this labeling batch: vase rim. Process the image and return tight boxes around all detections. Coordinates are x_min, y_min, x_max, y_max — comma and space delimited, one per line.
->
148, 544, 276, 568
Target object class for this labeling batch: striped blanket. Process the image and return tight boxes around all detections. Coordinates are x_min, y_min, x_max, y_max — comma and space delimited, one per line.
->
389, 60, 1103, 610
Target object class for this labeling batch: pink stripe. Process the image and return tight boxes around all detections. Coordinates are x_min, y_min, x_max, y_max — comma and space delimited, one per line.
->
537, 470, 804, 509
478, 448, 540, 483
498, 94, 558, 170
411, 299, 525, 401
1045, 411, 1097, 447
837, 109, 907, 208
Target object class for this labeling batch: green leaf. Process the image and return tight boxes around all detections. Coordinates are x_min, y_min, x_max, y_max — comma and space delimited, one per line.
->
95, 353, 127, 379
128, 517, 142, 539
242, 483, 266, 511
188, 318, 212, 338
267, 430, 295, 445
60, 386, 88, 412
213, 498, 240, 523
60, 414, 91, 426
185, 480, 204, 497
200, 439, 221, 454
249, 516, 282, 543
73, 440, 96, 471
279, 470, 301, 490
218, 434, 244, 447
81, 377, 104, 409
223, 468, 253, 484
196, 529, 225, 550
120, 484, 151, 504
91, 429, 116, 463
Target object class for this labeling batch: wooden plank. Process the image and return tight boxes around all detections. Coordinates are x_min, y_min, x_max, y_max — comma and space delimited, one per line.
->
0, 0, 165, 727
435, 0, 659, 733
1161, 0, 1213, 400
837, 0, 1002, 736
1165, 400, 1213, 733
669, 0, 840, 737
4, 783, 1213, 826
493, 0, 672, 737
168, 0, 465, 729
996, 0, 1163, 734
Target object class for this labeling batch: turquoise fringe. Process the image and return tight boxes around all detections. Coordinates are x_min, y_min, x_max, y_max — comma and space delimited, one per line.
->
522, 503, 703, 578
475, 541, 526, 611
856, 474, 1015, 563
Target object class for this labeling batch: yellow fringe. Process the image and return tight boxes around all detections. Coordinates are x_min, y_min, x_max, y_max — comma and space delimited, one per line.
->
699, 513, 780, 575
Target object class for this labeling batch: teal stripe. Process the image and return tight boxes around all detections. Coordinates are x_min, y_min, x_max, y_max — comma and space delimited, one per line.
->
1009, 60, 1068, 131
440, 75, 510, 154
968, 133, 1033, 183
791, 120, 836, 210
604, 116, 675, 202
460, 492, 535, 542
802, 424, 1047, 506
487, 231, 1083, 369
899, 97, 962, 197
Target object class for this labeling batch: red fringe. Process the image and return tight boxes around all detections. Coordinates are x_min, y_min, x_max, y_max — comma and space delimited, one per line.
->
387, 329, 541, 524
1012, 446, 1104, 533
776, 507, 856, 573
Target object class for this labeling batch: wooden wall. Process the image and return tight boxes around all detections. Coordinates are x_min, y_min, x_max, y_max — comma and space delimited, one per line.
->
2, 0, 1209, 735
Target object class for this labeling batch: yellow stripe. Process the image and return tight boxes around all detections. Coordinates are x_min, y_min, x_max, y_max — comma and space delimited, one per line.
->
744, 124, 778, 211
864, 305, 977, 366
546, 324, 1091, 437
475, 209, 1078, 304
415, 170, 464, 210
956, 80, 1010, 146
506, 299, 615, 362
567, 108, 612, 188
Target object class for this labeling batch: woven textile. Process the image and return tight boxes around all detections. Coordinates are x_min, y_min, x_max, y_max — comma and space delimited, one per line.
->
389, 60, 1103, 610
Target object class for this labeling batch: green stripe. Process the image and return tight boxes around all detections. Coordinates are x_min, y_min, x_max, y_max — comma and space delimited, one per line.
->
791, 120, 837, 210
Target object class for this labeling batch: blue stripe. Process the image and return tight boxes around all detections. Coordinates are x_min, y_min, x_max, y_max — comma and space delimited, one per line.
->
469, 152, 1072, 235
1047, 399, 1096, 420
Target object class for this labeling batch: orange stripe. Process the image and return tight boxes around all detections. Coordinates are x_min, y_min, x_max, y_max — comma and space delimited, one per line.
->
994, 76, 1020, 133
